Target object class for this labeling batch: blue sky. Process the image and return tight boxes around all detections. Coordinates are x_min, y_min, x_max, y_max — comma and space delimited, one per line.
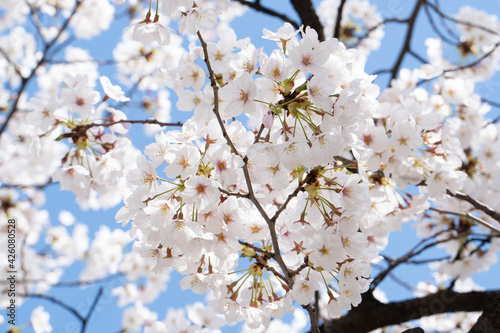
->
4, 0, 500, 332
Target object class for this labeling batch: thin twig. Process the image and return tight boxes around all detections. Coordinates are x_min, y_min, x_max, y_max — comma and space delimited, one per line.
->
303, 303, 320, 333
442, 42, 500, 75
197, 30, 293, 287
232, 0, 300, 30
0, 48, 23, 78
219, 188, 249, 198
434, 0, 460, 41
271, 167, 318, 222
371, 229, 455, 288
81, 287, 103, 333
390, 0, 424, 82
238, 240, 275, 258
20, 293, 84, 322
408, 49, 428, 64
423, 2, 459, 45
446, 190, 500, 224
83, 119, 183, 130
354, 18, 407, 44
425, 0, 499, 36
481, 97, 500, 109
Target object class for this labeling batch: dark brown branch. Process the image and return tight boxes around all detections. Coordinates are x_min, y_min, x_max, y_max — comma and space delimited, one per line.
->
1, 179, 53, 190
84, 119, 183, 130
0, 0, 83, 137
290, 258, 310, 277
290, 0, 325, 41
356, 18, 407, 44
333, 0, 347, 40
408, 49, 428, 64
390, 0, 423, 82
322, 289, 500, 333
469, 297, 500, 333
0, 47, 23, 77
430, 206, 500, 234
232, 0, 300, 30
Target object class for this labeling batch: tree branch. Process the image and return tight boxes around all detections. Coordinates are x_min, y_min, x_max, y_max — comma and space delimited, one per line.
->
83, 119, 183, 130
232, 0, 300, 30
425, 0, 499, 36
423, 2, 459, 45
289, 0, 325, 41
333, 0, 347, 40
322, 289, 500, 333
390, 0, 423, 82
469, 297, 500, 333
20, 293, 84, 322
196, 30, 295, 297
371, 230, 458, 289
446, 190, 500, 224
430, 206, 500, 235
0, 0, 84, 137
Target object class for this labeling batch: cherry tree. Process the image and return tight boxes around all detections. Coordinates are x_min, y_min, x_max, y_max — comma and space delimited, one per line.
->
1, 0, 500, 332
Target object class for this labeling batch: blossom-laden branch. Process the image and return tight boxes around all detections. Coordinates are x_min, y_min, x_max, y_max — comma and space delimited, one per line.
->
424, 0, 499, 36
196, 28, 322, 332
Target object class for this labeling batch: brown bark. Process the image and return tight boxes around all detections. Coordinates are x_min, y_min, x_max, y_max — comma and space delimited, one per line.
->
320, 290, 500, 333
469, 297, 500, 333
